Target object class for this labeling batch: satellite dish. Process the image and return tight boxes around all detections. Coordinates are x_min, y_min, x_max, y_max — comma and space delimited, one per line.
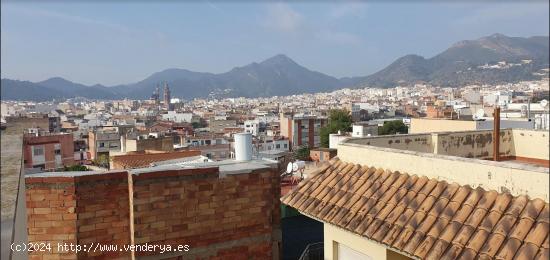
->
286, 162, 293, 174
541, 99, 548, 109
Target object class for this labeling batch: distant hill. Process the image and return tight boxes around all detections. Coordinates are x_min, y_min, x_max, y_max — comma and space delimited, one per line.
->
112, 54, 343, 99
1, 34, 549, 101
355, 34, 549, 87
0, 78, 120, 101
0, 79, 65, 101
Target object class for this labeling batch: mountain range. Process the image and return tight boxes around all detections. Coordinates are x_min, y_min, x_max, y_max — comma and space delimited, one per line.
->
2, 33, 548, 101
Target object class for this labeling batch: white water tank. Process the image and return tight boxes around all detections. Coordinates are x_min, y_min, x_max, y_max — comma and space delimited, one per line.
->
234, 133, 253, 161
292, 161, 306, 172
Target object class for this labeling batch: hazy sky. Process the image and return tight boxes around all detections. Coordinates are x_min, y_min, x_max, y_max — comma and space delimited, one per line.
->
1, 1, 548, 85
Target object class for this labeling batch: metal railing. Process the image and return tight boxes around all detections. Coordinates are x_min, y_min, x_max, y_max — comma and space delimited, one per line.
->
298, 242, 324, 260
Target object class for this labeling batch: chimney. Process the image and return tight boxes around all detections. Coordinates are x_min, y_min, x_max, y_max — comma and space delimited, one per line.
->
234, 133, 252, 161
493, 107, 501, 161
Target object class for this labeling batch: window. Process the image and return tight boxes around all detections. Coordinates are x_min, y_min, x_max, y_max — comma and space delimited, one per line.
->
337, 243, 372, 260
284, 144, 288, 148
99, 142, 105, 148
54, 149, 61, 155
54, 143, 61, 150
33, 146, 44, 156
276, 144, 281, 149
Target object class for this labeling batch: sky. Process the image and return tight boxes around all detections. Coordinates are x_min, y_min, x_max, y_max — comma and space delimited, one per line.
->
1, 1, 549, 86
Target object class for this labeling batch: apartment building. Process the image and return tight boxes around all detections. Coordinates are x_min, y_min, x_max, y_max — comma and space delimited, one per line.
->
209, 119, 237, 133
244, 119, 261, 136
280, 113, 327, 149
87, 129, 121, 160
179, 134, 231, 160
23, 132, 75, 170
4, 114, 60, 133
121, 134, 174, 153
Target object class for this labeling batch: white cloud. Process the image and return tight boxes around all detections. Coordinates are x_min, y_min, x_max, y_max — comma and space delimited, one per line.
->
262, 3, 363, 46
263, 3, 304, 33
329, 2, 368, 20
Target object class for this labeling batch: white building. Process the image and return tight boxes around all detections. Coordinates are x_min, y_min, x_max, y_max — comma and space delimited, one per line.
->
244, 119, 260, 136
161, 111, 194, 123
352, 123, 378, 138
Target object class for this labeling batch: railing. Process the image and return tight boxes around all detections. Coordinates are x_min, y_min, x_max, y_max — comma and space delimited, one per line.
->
298, 242, 324, 260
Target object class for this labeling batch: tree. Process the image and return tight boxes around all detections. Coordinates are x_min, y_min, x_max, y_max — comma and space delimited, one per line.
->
378, 120, 408, 135
294, 146, 311, 161
92, 154, 109, 168
63, 165, 89, 171
320, 109, 352, 148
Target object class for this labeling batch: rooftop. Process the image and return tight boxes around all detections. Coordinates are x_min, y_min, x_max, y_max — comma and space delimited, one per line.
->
334, 128, 549, 201
282, 159, 549, 259
342, 128, 549, 169
109, 150, 202, 169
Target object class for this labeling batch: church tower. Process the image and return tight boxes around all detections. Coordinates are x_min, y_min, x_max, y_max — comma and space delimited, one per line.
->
163, 81, 171, 110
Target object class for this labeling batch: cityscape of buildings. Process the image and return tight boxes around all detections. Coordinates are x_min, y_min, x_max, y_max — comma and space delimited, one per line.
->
1, 76, 549, 259
1, 2, 549, 259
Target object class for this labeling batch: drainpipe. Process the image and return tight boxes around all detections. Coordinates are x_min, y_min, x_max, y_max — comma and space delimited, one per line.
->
493, 107, 500, 161
527, 98, 531, 119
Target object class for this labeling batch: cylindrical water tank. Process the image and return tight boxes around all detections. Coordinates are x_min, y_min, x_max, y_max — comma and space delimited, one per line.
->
292, 161, 306, 172
234, 133, 252, 161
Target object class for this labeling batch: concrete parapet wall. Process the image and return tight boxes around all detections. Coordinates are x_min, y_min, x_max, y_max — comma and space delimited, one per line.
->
338, 143, 549, 201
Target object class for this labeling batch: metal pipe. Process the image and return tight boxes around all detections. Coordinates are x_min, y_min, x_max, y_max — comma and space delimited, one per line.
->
527, 98, 531, 119
493, 107, 501, 162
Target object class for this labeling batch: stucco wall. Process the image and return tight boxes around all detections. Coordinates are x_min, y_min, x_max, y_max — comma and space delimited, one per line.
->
345, 134, 433, 153
410, 118, 477, 134
338, 144, 549, 201
434, 129, 514, 159
511, 129, 549, 160
324, 223, 387, 260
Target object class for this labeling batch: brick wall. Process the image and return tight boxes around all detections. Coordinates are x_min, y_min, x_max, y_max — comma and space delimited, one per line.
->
74, 172, 130, 259
131, 167, 281, 259
26, 172, 131, 260
26, 176, 78, 260
26, 164, 281, 259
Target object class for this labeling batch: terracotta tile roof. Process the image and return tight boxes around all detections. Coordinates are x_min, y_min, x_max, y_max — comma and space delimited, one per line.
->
111, 150, 201, 169
281, 158, 549, 260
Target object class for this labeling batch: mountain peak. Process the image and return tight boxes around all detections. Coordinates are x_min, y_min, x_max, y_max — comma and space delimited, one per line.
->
260, 54, 297, 66
488, 33, 507, 39
42, 77, 73, 83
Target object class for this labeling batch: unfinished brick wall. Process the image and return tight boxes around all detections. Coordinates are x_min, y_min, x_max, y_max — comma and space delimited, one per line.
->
25, 164, 281, 260
74, 172, 130, 259
25, 172, 131, 260
131, 167, 281, 259
26, 177, 78, 260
